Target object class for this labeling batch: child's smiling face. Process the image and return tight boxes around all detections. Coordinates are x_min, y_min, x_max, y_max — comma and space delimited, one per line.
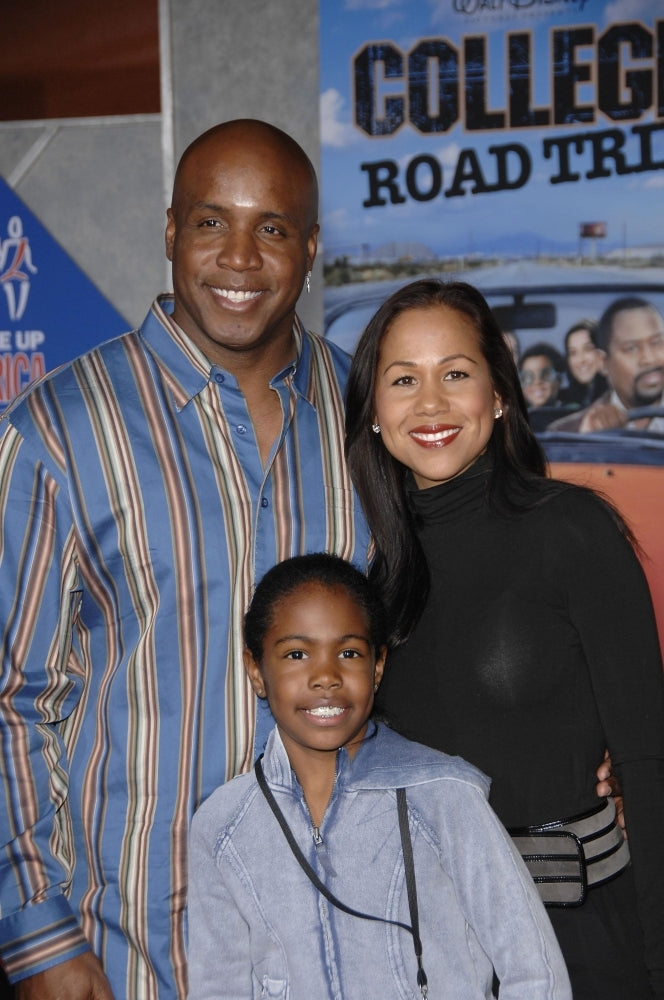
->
244, 582, 385, 766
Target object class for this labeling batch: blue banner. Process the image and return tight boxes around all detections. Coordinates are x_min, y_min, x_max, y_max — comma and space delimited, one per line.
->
0, 177, 129, 410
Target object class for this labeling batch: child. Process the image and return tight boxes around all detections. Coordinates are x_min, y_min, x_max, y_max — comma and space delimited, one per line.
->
187, 554, 571, 999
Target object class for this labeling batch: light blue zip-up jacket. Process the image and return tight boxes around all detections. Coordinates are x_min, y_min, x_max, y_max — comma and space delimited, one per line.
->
187, 723, 571, 999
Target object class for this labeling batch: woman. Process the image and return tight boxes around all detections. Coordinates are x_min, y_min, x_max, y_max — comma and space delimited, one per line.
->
559, 319, 608, 408
345, 279, 664, 999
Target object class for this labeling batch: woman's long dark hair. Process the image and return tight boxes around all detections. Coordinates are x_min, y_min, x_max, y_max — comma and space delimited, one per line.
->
345, 279, 550, 646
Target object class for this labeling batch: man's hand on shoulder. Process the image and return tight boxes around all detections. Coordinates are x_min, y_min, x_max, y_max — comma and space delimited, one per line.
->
14, 952, 114, 1000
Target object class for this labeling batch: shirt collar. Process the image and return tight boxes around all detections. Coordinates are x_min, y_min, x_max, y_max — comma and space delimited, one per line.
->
141, 295, 313, 411
609, 389, 627, 412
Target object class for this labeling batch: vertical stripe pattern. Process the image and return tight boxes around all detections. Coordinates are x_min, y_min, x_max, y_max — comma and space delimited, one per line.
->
0, 297, 369, 999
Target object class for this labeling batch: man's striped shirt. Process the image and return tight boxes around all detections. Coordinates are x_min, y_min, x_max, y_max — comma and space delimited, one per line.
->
0, 296, 369, 998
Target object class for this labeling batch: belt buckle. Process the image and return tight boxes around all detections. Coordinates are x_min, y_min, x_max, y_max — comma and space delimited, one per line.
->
512, 829, 587, 907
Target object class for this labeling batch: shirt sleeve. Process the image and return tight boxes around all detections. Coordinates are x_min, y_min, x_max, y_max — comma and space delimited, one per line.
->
550, 489, 664, 996
0, 421, 90, 981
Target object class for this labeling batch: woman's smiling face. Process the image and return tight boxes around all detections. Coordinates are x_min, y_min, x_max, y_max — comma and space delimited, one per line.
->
373, 304, 502, 490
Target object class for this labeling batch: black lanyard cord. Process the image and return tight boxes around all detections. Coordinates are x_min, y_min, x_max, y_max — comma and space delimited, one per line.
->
396, 783, 428, 997
254, 755, 429, 998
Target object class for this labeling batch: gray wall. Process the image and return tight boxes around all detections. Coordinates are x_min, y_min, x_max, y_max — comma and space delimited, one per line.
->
0, 0, 322, 335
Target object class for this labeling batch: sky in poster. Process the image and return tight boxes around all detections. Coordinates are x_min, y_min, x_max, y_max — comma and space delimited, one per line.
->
319, 0, 663, 264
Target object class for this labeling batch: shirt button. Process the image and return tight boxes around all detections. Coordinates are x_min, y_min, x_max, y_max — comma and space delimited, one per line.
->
236, 424, 247, 435
214, 372, 224, 384
261, 497, 269, 508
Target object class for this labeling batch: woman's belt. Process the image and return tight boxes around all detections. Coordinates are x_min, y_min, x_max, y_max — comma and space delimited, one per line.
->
509, 798, 630, 907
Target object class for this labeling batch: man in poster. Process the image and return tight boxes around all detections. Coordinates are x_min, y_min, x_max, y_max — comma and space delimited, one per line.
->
550, 296, 664, 433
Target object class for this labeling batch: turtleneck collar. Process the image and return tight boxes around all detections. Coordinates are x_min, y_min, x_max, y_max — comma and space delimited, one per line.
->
406, 451, 492, 524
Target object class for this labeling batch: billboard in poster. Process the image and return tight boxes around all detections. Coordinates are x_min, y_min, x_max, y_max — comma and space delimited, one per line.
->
0, 177, 129, 411
319, 0, 664, 644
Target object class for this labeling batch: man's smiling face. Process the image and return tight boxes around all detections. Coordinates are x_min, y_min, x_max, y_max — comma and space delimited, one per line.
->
165, 122, 318, 370
605, 305, 664, 409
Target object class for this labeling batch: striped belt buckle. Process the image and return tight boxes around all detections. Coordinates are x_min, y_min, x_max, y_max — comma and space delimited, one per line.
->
510, 798, 630, 907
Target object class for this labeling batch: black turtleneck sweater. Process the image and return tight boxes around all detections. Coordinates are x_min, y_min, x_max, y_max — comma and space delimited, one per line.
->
376, 457, 664, 994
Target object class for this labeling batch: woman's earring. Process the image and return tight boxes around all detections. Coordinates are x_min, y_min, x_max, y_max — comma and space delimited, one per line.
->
494, 408, 503, 419
372, 423, 381, 434
305, 271, 311, 294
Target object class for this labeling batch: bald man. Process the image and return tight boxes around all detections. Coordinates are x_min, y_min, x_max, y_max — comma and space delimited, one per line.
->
0, 121, 370, 1000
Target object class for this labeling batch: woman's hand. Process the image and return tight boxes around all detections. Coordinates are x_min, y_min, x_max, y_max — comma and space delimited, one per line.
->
596, 748, 625, 835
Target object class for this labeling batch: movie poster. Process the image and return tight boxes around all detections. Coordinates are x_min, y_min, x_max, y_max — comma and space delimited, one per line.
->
319, 0, 664, 643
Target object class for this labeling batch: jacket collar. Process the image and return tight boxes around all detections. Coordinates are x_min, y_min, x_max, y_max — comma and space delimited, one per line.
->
259, 721, 488, 795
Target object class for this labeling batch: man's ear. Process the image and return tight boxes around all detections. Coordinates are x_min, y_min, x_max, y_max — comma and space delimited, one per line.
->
243, 648, 266, 698
597, 349, 608, 375
306, 223, 319, 274
165, 208, 176, 262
